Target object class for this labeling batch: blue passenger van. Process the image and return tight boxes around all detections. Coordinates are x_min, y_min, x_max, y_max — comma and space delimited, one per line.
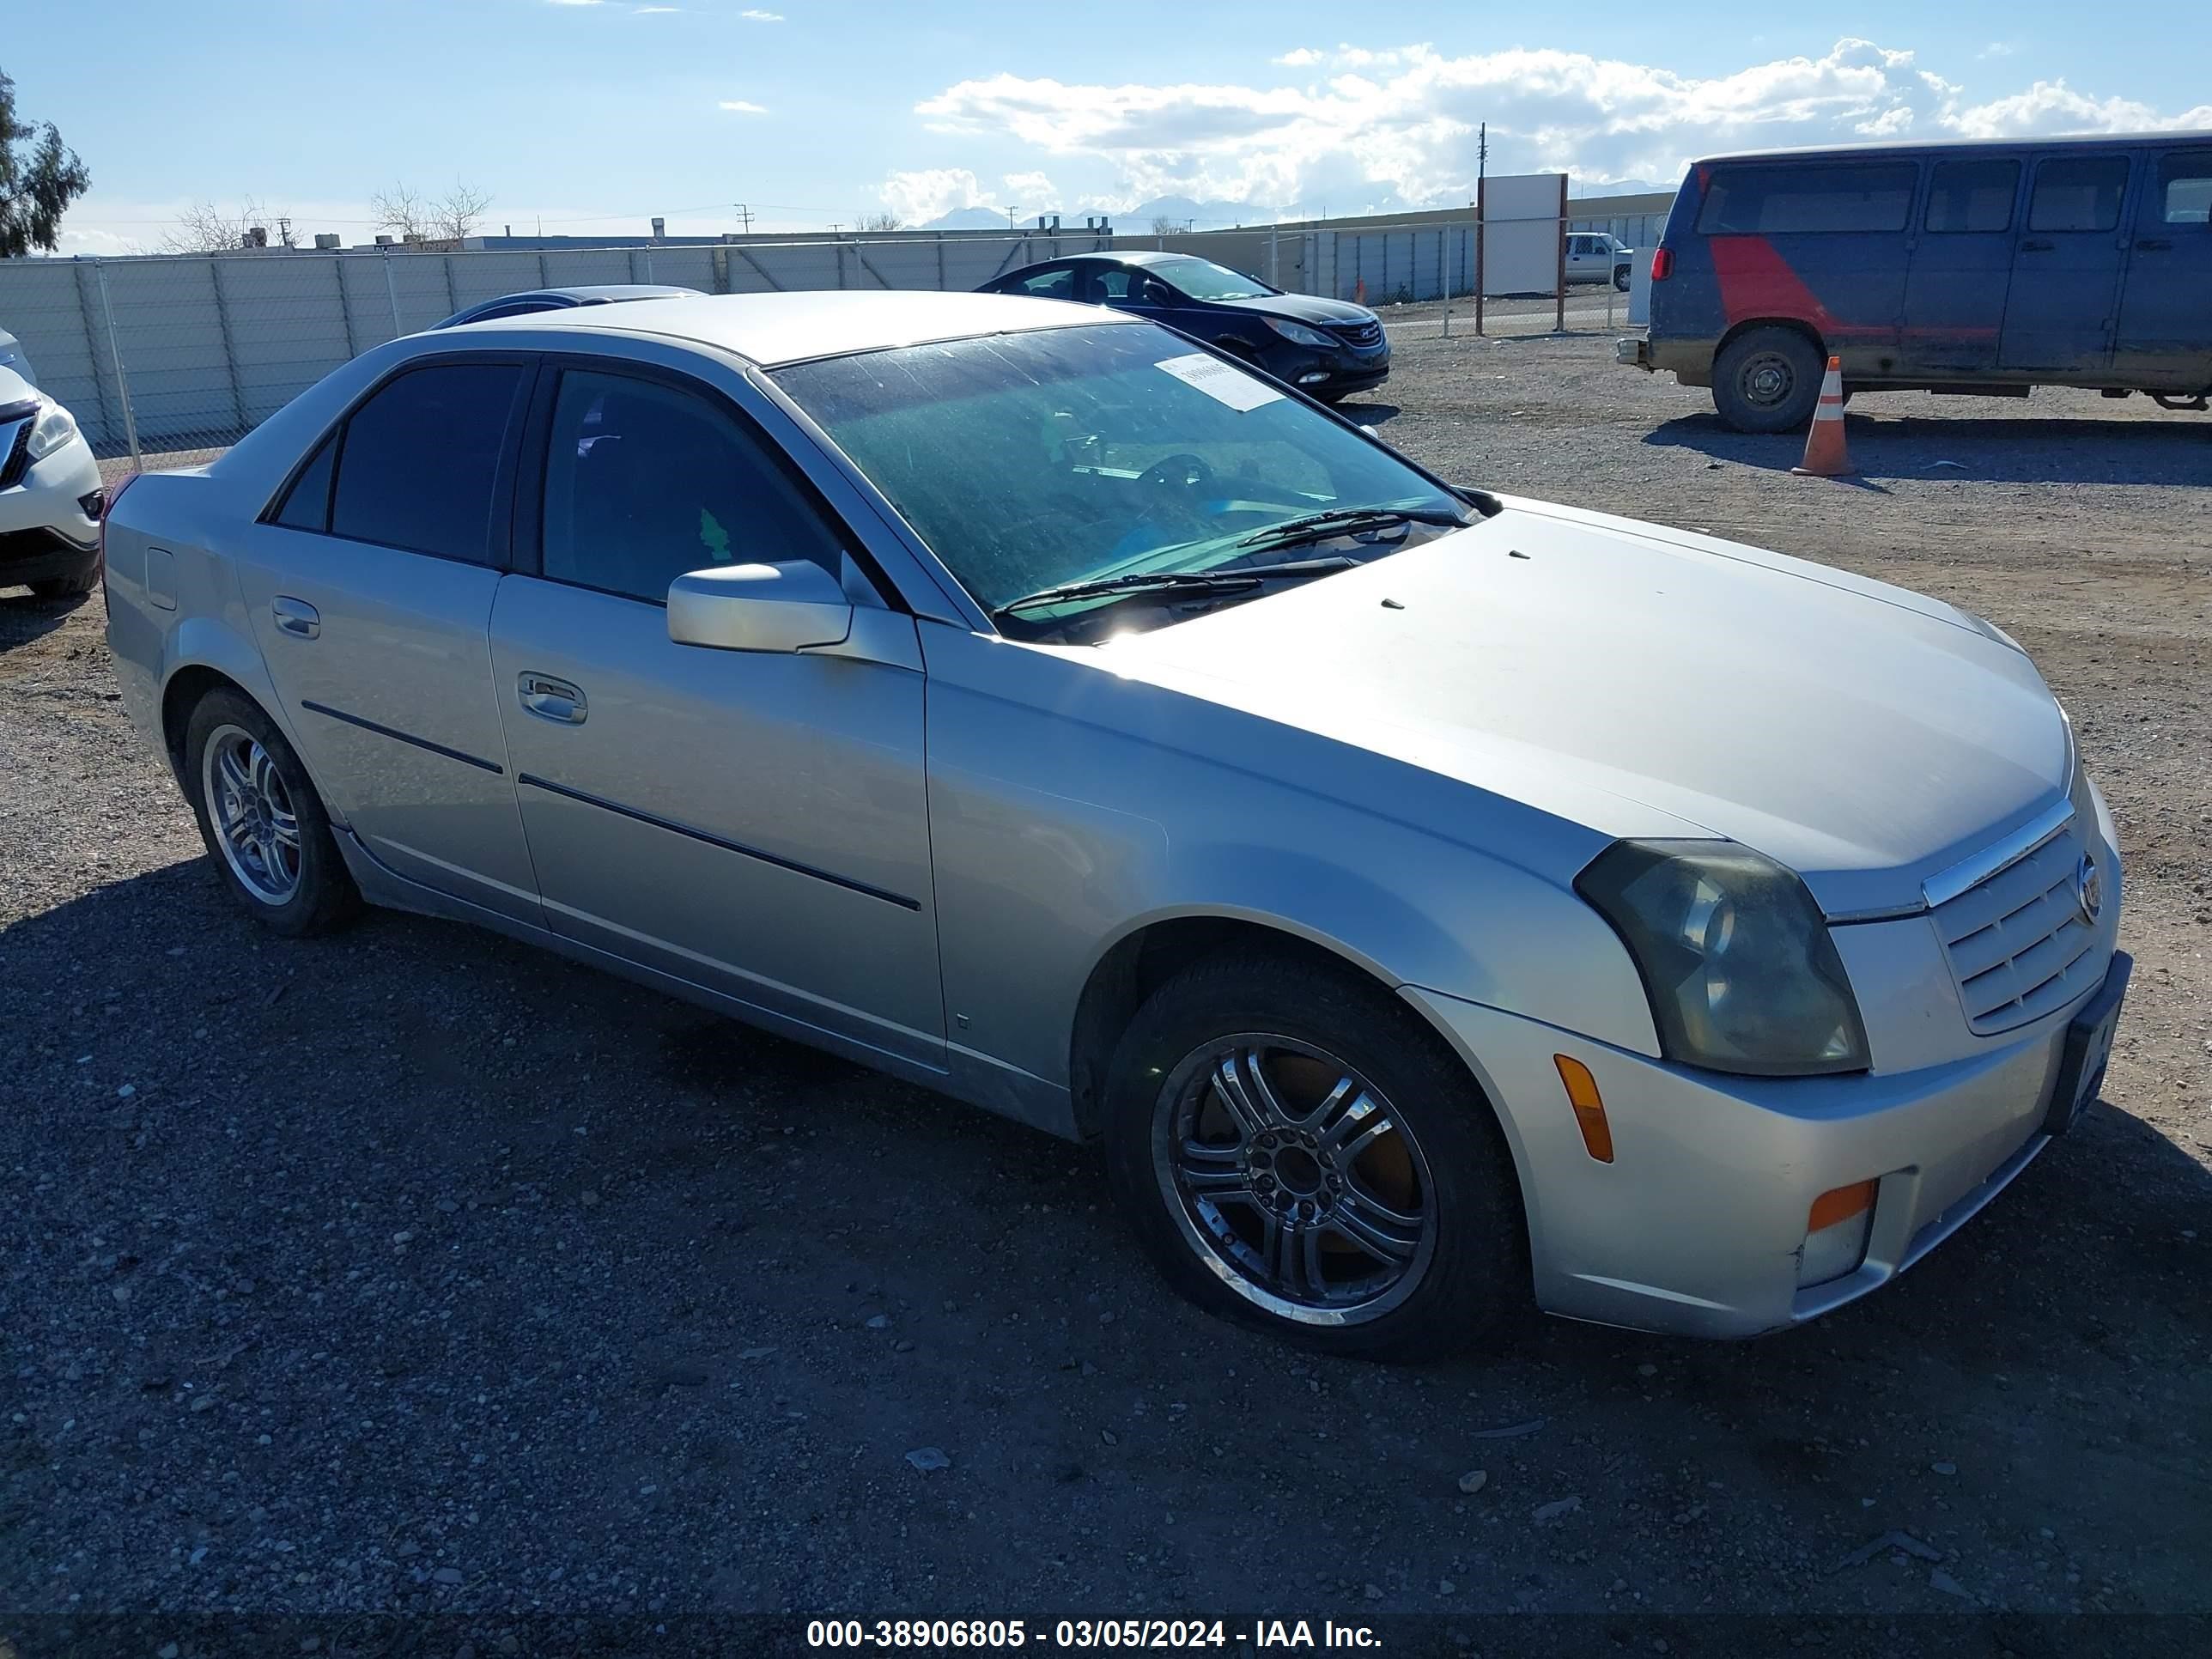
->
1618, 132, 2212, 431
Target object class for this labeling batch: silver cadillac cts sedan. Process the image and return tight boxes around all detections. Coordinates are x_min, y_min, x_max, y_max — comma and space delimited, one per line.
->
103, 291, 2129, 1359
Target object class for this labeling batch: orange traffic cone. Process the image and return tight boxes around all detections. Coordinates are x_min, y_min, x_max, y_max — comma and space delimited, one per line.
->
1790, 356, 1854, 477
1354, 277, 1366, 306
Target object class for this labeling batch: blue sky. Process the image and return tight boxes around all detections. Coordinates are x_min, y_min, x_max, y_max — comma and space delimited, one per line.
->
10, 1, 2210, 251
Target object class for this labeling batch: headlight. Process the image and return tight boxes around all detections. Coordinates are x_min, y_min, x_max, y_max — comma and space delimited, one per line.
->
1262, 317, 1335, 349
26, 396, 80, 464
1577, 840, 1869, 1076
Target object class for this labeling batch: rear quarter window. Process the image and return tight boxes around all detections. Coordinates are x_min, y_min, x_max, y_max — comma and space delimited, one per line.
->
1697, 163, 1917, 234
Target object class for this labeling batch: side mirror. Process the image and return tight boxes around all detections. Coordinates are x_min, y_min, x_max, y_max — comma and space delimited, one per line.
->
666, 560, 853, 653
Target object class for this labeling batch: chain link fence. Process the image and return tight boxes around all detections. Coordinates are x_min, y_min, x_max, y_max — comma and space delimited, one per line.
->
3, 207, 1604, 471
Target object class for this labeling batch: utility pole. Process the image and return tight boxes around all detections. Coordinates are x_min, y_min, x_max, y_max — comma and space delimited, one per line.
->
1005, 205, 1020, 232
732, 203, 755, 235
276, 216, 295, 248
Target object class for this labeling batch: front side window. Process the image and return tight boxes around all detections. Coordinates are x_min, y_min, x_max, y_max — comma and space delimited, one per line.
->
329, 362, 526, 562
538, 369, 845, 605
1697, 163, 1917, 234
775, 322, 1470, 639
1146, 258, 1276, 301
2155, 150, 2212, 224
1923, 159, 2020, 233
2027, 155, 2130, 232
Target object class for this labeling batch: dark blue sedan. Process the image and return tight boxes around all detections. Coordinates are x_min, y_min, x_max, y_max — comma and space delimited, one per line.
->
978, 252, 1390, 403
433, 283, 703, 330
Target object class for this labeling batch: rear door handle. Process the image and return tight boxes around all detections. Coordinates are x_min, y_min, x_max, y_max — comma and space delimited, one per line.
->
518, 672, 587, 725
2136, 237, 2173, 252
271, 596, 319, 639
2017, 239, 2056, 252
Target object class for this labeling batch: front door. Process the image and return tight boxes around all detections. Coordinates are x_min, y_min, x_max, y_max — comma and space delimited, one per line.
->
234, 357, 542, 924
1999, 152, 2136, 374
1900, 156, 2021, 375
487, 363, 945, 1066
2112, 147, 2212, 391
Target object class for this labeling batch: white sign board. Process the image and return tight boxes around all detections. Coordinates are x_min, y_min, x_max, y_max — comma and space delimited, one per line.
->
1479, 173, 1567, 298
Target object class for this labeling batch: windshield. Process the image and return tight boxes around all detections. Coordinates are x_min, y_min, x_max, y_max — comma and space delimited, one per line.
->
1149, 258, 1276, 301
774, 322, 1468, 628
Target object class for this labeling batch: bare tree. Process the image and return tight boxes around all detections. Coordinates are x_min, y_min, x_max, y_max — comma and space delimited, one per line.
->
854, 210, 902, 233
160, 197, 274, 254
1150, 214, 1182, 237
434, 180, 491, 242
373, 179, 489, 245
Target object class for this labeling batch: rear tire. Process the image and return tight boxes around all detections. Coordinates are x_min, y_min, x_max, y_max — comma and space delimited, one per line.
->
1711, 325, 1825, 434
1613, 266, 1632, 292
183, 687, 360, 937
1102, 950, 1528, 1362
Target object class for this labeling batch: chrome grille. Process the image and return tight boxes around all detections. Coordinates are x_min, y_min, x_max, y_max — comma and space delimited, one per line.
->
1334, 320, 1383, 349
1931, 817, 2102, 1035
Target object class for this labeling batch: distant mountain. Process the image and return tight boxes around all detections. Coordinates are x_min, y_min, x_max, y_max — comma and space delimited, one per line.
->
920, 206, 1021, 231
1572, 179, 1673, 199
1125, 195, 1272, 232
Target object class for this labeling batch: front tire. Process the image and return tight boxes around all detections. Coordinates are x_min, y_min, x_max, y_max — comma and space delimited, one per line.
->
1711, 325, 1825, 433
1103, 951, 1527, 1361
1613, 266, 1632, 293
183, 687, 359, 937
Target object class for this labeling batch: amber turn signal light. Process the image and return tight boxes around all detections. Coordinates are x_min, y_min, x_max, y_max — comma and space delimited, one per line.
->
1553, 1054, 1614, 1164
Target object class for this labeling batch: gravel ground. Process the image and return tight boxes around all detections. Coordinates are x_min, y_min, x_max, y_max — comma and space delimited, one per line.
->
4, 331, 2209, 1648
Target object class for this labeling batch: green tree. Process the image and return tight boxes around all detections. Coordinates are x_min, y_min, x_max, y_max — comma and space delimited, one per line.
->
1, 69, 90, 258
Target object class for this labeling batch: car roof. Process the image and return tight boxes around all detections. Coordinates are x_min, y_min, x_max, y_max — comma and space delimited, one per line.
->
1694, 129, 2212, 166
452, 289, 1139, 367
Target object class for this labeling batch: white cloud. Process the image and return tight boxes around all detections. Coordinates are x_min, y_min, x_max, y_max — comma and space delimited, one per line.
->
544, 1, 605, 8
1272, 49, 1322, 68
718, 100, 769, 114
915, 38, 2212, 216
1002, 170, 1055, 199
740, 7, 783, 18
879, 167, 991, 223
1978, 43, 2016, 59
635, 6, 682, 12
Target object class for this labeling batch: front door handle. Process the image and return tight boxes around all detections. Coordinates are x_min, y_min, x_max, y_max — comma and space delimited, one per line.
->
271, 597, 319, 639
518, 672, 587, 726
2017, 239, 2055, 252
2136, 237, 2173, 252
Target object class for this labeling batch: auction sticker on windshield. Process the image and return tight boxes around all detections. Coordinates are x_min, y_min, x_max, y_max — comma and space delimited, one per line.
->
1156, 352, 1284, 412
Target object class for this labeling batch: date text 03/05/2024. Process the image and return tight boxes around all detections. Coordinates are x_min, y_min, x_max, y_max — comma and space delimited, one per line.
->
805, 1619, 1383, 1649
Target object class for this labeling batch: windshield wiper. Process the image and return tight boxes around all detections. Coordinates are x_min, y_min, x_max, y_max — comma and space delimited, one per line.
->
1234, 504, 1474, 554
994, 556, 1358, 617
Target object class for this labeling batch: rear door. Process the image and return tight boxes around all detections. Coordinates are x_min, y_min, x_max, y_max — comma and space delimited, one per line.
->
234, 357, 542, 923
1999, 151, 2136, 374
1900, 156, 2022, 374
2112, 146, 2212, 390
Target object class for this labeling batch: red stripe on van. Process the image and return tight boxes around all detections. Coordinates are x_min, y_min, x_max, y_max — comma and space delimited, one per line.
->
1710, 236, 1835, 333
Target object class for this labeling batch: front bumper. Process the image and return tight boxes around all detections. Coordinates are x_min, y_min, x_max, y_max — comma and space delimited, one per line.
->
1404, 950, 2122, 1338
0, 436, 103, 584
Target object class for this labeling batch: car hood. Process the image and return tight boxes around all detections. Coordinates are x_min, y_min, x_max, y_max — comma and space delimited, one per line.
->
1213, 293, 1379, 328
1095, 495, 2069, 917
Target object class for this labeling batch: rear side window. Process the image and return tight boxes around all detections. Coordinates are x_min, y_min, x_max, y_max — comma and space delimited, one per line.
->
1923, 159, 2020, 233
1697, 163, 1917, 234
538, 369, 846, 605
271, 434, 337, 532
1015, 267, 1077, 300
330, 362, 526, 562
2155, 150, 2212, 224
2027, 155, 2130, 232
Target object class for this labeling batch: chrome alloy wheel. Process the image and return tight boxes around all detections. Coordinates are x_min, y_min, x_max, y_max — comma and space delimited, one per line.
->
1153, 1035, 1437, 1326
201, 723, 302, 905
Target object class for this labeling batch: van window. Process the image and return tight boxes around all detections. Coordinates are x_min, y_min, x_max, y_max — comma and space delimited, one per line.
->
1696, 164, 1917, 234
2156, 151, 2212, 224
2027, 155, 2130, 233
1923, 159, 2020, 233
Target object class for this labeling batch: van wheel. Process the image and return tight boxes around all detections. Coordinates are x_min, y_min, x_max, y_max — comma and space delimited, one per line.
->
1102, 950, 1528, 1362
1712, 326, 1824, 434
